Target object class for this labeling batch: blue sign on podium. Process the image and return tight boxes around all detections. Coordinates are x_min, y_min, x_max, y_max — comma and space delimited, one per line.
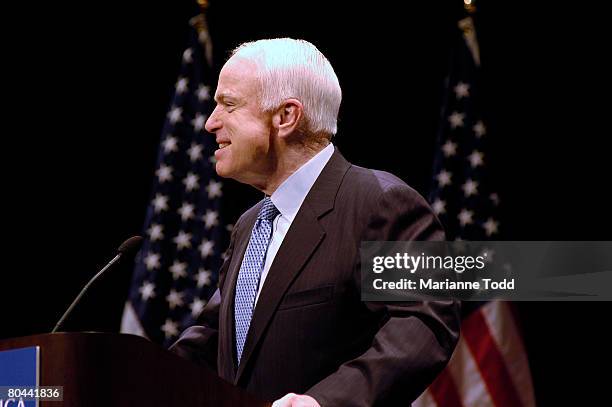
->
0, 346, 39, 407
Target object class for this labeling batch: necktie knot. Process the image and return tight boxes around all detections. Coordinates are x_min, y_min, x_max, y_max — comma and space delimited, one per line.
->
258, 197, 279, 221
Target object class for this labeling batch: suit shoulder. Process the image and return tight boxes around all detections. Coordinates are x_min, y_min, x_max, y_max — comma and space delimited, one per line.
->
342, 164, 428, 206
340, 164, 444, 241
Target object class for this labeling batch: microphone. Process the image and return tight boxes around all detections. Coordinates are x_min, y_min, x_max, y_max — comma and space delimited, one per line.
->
52, 236, 143, 333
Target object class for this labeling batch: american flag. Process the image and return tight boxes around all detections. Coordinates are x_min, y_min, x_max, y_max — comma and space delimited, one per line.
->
120, 14, 229, 347
415, 14, 537, 407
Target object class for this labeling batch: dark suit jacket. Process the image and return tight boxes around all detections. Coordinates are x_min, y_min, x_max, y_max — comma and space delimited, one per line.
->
170, 148, 460, 406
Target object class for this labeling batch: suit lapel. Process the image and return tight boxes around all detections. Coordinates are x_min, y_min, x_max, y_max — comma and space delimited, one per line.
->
234, 148, 351, 383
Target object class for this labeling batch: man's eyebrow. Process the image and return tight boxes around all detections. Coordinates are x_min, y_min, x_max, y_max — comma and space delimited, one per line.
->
215, 92, 237, 103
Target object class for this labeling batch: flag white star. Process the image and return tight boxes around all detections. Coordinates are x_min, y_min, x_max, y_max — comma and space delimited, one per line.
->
183, 173, 200, 192
197, 84, 211, 102
194, 268, 212, 288
169, 261, 187, 280
175, 77, 189, 94
209, 155, 217, 164
138, 281, 156, 301
458, 209, 474, 226
162, 136, 178, 153
190, 298, 207, 317
177, 202, 195, 222
473, 121, 486, 137
147, 223, 164, 241
144, 252, 161, 270
187, 143, 203, 162
155, 164, 173, 183
152, 194, 169, 213
161, 319, 179, 339
462, 179, 479, 197
478, 247, 490, 260
432, 199, 446, 215
203, 210, 219, 229
448, 111, 465, 128
468, 150, 484, 167
182, 48, 193, 63
167, 106, 183, 124
454, 82, 470, 99
483, 218, 499, 236
436, 170, 452, 187
191, 113, 207, 132
166, 289, 184, 310
173, 231, 192, 250
206, 180, 222, 199
490, 193, 500, 205
442, 140, 457, 157
199, 239, 214, 258
226, 224, 234, 233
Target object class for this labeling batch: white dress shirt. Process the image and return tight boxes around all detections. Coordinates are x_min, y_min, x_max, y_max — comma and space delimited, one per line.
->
253, 143, 335, 306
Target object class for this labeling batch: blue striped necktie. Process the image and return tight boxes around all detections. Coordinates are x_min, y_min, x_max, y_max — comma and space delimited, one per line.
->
234, 197, 279, 364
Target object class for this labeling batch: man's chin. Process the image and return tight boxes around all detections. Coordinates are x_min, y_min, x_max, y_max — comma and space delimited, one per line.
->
215, 163, 242, 182
214, 163, 231, 179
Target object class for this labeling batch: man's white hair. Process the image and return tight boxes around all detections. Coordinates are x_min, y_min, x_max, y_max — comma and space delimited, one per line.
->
231, 38, 342, 136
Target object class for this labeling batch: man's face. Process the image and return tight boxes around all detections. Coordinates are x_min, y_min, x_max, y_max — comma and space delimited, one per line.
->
205, 57, 273, 185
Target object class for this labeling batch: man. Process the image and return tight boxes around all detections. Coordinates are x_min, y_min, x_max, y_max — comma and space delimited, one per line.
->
170, 38, 459, 406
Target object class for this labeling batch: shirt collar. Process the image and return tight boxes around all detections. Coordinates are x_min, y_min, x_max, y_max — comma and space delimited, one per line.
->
270, 143, 335, 223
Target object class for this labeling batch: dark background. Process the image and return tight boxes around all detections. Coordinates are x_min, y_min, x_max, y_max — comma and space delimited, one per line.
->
3, 1, 610, 405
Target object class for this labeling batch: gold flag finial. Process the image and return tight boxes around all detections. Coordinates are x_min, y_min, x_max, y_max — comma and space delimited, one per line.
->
464, 0, 476, 14
197, 0, 209, 10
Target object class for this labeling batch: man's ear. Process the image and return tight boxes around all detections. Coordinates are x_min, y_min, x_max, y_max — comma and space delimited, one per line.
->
273, 99, 304, 139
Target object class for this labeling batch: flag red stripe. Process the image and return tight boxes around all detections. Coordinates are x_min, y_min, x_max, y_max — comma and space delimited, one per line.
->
428, 367, 464, 407
462, 309, 523, 407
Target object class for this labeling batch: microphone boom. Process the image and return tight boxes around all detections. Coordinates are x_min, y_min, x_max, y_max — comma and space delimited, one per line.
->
51, 236, 143, 333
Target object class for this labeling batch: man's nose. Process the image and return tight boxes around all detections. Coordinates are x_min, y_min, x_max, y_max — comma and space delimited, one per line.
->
205, 106, 221, 133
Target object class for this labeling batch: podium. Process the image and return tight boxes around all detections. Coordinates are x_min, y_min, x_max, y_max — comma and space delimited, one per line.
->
0, 332, 270, 406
